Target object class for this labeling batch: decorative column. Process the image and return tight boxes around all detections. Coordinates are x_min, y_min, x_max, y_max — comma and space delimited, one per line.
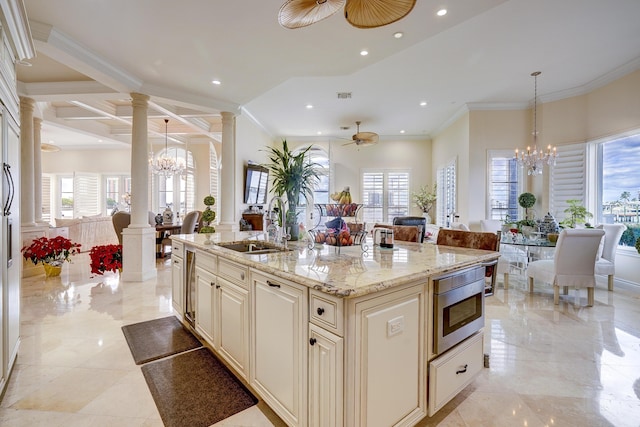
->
33, 117, 44, 224
121, 92, 157, 282
218, 111, 238, 231
19, 96, 35, 226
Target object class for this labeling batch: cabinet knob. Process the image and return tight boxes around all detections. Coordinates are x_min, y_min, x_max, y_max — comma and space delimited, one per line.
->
309, 338, 317, 346
316, 307, 325, 316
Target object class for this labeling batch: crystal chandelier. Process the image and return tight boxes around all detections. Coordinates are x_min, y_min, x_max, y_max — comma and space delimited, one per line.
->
515, 71, 557, 176
150, 119, 185, 177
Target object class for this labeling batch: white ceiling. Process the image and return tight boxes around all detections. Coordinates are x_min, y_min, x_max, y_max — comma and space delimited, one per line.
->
17, 0, 640, 150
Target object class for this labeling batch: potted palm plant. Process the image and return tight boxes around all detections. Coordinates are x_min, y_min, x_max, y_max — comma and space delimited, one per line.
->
264, 140, 320, 241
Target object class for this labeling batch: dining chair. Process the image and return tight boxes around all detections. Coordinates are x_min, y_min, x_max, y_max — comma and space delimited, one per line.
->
111, 211, 131, 245
372, 223, 423, 243
436, 229, 500, 295
526, 228, 605, 306
450, 222, 470, 231
392, 216, 427, 243
160, 210, 201, 257
595, 224, 626, 291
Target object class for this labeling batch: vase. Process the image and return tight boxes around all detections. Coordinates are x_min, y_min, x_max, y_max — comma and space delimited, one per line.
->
423, 212, 432, 224
287, 221, 300, 241
43, 263, 62, 278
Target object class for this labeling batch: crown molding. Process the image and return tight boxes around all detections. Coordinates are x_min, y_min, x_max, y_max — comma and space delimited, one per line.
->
0, 0, 35, 60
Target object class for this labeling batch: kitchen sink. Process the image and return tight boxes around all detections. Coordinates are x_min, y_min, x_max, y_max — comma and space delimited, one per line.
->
216, 241, 291, 255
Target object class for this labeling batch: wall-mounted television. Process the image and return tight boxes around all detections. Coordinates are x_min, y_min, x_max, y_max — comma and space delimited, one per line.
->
244, 162, 269, 205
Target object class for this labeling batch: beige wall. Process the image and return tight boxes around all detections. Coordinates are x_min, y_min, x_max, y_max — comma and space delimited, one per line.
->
42, 148, 131, 174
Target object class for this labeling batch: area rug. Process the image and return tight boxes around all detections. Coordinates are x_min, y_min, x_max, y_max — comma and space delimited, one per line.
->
121, 316, 202, 365
142, 347, 258, 427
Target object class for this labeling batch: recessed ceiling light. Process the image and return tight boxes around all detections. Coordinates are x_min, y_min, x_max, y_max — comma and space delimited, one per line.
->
211, 79, 221, 85
306, 104, 313, 109
317, 131, 322, 135
393, 32, 404, 39
400, 130, 405, 134
360, 50, 369, 56
420, 101, 428, 107
437, 9, 447, 16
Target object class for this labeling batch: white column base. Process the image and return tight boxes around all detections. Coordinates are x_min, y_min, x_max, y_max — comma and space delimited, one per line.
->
216, 222, 239, 232
121, 226, 157, 282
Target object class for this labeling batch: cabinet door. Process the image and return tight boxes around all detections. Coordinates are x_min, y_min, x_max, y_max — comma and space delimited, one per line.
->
251, 271, 308, 427
195, 267, 215, 344
171, 254, 184, 316
309, 324, 343, 427
347, 285, 426, 427
216, 276, 249, 378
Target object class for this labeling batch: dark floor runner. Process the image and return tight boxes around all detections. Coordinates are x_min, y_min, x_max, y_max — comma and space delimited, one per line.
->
142, 347, 258, 427
121, 316, 202, 365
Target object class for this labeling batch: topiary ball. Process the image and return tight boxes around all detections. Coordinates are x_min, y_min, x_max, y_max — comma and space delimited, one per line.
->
203, 195, 216, 206
518, 192, 536, 209
635, 237, 640, 254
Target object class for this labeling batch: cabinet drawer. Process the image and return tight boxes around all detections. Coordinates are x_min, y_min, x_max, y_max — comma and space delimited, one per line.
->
428, 331, 483, 416
195, 250, 217, 274
171, 240, 184, 255
309, 289, 343, 336
218, 258, 249, 288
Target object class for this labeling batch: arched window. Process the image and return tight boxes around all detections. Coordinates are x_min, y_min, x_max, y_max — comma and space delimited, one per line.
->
208, 142, 219, 223
152, 147, 196, 218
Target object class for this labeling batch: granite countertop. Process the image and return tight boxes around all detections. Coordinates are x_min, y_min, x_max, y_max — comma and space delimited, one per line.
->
173, 231, 500, 298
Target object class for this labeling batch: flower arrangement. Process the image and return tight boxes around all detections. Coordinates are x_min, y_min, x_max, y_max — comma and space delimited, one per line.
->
412, 184, 437, 213
21, 236, 81, 267
89, 244, 123, 275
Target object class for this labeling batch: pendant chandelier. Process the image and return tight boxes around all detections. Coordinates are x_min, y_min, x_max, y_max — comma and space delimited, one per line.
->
150, 119, 185, 177
515, 71, 557, 176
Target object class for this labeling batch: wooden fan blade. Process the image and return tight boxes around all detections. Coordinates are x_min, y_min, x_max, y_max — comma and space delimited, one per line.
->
344, 0, 416, 29
279, 0, 346, 29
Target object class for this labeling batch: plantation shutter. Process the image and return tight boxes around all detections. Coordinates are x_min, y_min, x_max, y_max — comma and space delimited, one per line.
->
549, 143, 586, 222
73, 173, 99, 217
436, 159, 457, 227
210, 146, 219, 222
362, 171, 384, 223
41, 174, 52, 224
386, 171, 410, 222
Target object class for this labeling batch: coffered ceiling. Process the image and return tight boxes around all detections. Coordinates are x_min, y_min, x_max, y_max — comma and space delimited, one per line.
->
17, 0, 640, 150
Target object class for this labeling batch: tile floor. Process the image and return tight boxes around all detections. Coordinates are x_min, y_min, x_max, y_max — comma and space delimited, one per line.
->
1, 254, 639, 426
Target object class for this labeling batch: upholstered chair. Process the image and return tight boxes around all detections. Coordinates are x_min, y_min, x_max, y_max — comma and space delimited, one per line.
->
161, 210, 201, 257
595, 224, 626, 291
111, 211, 131, 245
436, 229, 500, 295
526, 228, 605, 306
392, 216, 427, 243
372, 223, 423, 243
450, 222, 470, 231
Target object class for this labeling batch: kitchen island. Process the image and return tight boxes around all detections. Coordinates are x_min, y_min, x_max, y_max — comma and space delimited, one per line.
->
170, 231, 499, 427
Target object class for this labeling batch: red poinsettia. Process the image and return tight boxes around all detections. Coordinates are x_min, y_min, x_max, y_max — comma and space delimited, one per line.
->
21, 236, 81, 267
89, 244, 123, 275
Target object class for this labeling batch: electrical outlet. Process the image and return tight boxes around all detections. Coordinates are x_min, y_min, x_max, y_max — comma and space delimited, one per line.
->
387, 316, 404, 337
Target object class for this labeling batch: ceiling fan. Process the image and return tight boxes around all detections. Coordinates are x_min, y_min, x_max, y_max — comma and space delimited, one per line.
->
342, 121, 379, 147
278, 0, 416, 30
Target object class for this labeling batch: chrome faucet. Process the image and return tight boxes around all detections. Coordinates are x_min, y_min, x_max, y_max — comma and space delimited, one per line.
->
266, 196, 290, 247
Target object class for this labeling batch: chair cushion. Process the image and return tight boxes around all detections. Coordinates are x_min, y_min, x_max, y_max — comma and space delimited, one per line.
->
595, 258, 615, 275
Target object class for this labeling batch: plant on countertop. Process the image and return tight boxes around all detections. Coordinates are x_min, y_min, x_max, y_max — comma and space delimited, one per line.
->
263, 140, 320, 240
21, 236, 81, 267
89, 244, 122, 275
199, 195, 217, 234
412, 184, 437, 214
560, 199, 593, 228
635, 236, 640, 254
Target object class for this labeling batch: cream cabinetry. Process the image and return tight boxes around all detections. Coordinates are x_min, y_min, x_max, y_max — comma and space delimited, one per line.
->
428, 331, 484, 416
308, 324, 343, 427
346, 283, 427, 427
215, 275, 250, 378
171, 252, 184, 317
195, 265, 215, 343
250, 270, 308, 427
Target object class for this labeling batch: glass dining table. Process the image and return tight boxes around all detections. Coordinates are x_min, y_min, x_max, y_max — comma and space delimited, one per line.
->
500, 233, 557, 275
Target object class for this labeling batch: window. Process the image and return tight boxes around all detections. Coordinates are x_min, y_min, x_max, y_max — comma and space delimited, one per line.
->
295, 146, 329, 228
554, 133, 640, 250
595, 132, 640, 248
104, 175, 131, 215
361, 170, 410, 224
152, 147, 196, 216
436, 159, 456, 227
487, 151, 522, 222
59, 176, 74, 218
